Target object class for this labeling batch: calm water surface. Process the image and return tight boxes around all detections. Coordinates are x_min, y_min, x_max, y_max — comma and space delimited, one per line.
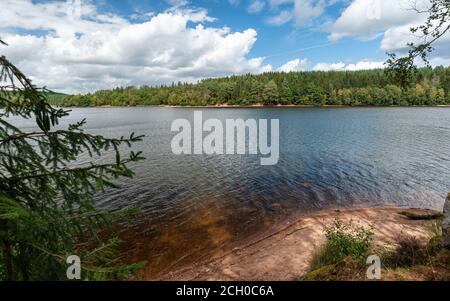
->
12, 107, 450, 275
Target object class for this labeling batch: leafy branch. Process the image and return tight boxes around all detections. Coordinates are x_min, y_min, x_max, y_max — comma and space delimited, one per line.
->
386, 0, 450, 87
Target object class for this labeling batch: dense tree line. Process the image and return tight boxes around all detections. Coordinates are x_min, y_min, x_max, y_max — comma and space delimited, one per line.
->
52, 67, 450, 107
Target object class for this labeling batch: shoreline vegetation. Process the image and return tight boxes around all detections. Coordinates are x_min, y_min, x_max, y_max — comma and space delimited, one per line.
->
49, 67, 450, 108
54, 104, 450, 109
146, 207, 448, 281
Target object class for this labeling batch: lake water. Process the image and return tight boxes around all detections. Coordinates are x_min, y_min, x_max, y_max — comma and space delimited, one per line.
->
11, 107, 450, 275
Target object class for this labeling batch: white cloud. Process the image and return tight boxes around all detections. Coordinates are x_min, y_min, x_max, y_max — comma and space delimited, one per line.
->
313, 62, 346, 71
266, 0, 343, 27
278, 58, 308, 72
228, 0, 241, 6
428, 57, 450, 67
266, 10, 292, 26
380, 21, 450, 56
292, 0, 327, 26
248, 0, 266, 14
326, 0, 450, 65
345, 60, 385, 70
328, 0, 423, 41
313, 60, 384, 71
165, 0, 188, 7
0, 0, 272, 93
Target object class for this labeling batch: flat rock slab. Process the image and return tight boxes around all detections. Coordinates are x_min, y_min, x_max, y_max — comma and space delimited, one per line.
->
398, 208, 443, 220
159, 208, 434, 281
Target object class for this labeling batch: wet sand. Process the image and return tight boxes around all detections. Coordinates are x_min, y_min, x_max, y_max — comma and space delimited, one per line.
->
138, 207, 437, 281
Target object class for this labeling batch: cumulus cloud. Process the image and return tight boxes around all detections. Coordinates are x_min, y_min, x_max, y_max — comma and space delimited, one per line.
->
0, 0, 272, 93
328, 0, 450, 59
328, 0, 421, 41
322, 0, 450, 69
345, 60, 385, 70
276, 58, 385, 73
380, 21, 450, 56
278, 58, 308, 72
313, 60, 384, 71
313, 62, 346, 71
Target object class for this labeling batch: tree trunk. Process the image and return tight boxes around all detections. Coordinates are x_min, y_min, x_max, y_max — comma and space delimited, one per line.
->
2, 239, 14, 281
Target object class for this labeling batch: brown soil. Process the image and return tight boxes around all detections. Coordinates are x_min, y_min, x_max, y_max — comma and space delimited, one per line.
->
152, 207, 438, 281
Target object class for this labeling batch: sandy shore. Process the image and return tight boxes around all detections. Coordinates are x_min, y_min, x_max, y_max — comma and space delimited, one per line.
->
156, 207, 438, 281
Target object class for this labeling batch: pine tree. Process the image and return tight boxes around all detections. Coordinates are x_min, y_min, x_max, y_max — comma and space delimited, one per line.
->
0, 39, 145, 280
262, 80, 279, 105
280, 78, 293, 104
249, 79, 263, 104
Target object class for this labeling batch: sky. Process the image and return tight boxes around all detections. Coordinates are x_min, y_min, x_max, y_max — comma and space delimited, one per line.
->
0, 0, 449, 93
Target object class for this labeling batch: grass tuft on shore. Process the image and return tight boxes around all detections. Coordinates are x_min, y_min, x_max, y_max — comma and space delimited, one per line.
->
302, 219, 450, 281
308, 219, 374, 272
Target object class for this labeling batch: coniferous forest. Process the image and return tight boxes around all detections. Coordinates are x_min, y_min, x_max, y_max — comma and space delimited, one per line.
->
52, 67, 450, 107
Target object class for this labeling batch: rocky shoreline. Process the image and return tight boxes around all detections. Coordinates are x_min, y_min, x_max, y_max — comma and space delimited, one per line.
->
134, 207, 446, 281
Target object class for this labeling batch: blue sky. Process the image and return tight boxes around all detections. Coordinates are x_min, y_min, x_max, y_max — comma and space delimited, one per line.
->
0, 0, 448, 93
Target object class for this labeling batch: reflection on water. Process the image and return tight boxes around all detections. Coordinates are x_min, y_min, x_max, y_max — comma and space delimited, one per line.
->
9, 107, 450, 277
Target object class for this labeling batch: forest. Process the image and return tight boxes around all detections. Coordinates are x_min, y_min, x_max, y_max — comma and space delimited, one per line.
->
51, 66, 450, 107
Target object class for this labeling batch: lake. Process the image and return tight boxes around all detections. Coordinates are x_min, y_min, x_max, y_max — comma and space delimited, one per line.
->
11, 107, 450, 275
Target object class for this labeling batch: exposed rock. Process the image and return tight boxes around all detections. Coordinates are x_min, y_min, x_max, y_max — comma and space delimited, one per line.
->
444, 193, 450, 249
398, 209, 443, 220
159, 208, 431, 281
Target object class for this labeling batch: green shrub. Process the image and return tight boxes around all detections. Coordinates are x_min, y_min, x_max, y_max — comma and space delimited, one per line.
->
310, 219, 374, 271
